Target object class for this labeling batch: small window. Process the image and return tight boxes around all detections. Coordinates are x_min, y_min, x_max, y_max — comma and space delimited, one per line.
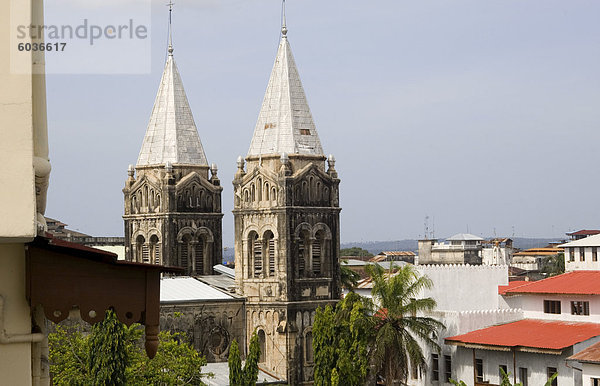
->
580, 247, 586, 262
571, 301, 590, 315
299, 129, 310, 135
444, 355, 452, 382
476, 358, 484, 382
593, 247, 598, 262
592, 377, 600, 386
499, 365, 508, 382
519, 367, 528, 386
547, 367, 558, 386
569, 249, 575, 262
432, 354, 439, 381
544, 300, 561, 314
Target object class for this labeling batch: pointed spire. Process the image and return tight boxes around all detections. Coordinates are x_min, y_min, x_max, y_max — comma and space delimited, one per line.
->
136, 5, 208, 167
247, 5, 324, 157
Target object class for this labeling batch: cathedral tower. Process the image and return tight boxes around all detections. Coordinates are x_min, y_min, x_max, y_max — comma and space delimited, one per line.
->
123, 8, 223, 273
233, 7, 341, 383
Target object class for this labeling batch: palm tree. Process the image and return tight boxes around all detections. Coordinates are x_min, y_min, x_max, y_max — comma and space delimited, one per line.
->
366, 263, 444, 385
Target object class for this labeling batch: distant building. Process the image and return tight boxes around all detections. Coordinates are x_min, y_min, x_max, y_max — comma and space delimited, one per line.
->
511, 247, 563, 271
418, 233, 483, 265
568, 341, 600, 385
560, 234, 600, 271
567, 229, 600, 240
370, 251, 416, 264
481, 238, 514, 265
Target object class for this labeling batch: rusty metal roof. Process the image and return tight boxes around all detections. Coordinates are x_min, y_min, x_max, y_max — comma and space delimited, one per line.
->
568, 341, 600, 364
446, 319, 600, 351
504, 270, 600, 295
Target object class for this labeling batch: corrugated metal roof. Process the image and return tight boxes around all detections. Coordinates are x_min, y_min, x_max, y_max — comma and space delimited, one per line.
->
160, 277, 232, 302
560, 234, 600, 248
498, 280, 529, 295
446, 319, 600, 350
568, 341, 600, 364
513, 247, 563, 257
446, 233, 484, 241
504, 271, 600, 295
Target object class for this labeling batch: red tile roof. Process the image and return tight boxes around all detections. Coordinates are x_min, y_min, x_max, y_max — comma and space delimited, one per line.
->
568, 341, 600, 364
498, 280, 529, 295
567, 230, 600, 236
503, 271, 600, 295
446, 319, 600, 351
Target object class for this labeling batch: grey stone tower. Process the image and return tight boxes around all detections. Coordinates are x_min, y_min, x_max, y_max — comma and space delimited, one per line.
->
233, 13, 341, 384
123, 31, 223, 274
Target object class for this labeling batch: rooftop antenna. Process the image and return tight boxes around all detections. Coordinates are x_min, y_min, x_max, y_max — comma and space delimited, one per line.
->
424, 216, 430, 240
167, 1, 174, 55
432, 216, 435, 239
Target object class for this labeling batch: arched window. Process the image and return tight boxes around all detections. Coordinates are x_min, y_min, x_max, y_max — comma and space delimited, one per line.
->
264, 231, 275, 277
312, 236, 322, 276
149, 234, 160, 265
135, 235, 146, 263
179, 234, 191, 270
258, 329, 266, 363
305, 331, 314, 363
194, 236, 205, 275
248, 232, 261, 278
298, 230, 310, 277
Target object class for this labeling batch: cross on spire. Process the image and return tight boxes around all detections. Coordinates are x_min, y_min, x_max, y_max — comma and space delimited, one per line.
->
167, 1, 174, 54
281, 0, 287, 36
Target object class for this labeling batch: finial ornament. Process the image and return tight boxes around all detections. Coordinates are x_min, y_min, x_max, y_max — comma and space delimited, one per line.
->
167, 1, 174, 54
281, 0, 287, 36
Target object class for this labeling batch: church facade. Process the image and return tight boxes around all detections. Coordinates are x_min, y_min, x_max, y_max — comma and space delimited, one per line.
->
232, 17, 341, 383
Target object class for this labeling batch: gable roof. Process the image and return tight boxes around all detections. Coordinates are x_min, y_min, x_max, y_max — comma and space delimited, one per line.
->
566, 230, 600, 237
446, 233, 484, 241
446, 319, 600, 352
503, 271, 600, 296
247, 29, 323, 157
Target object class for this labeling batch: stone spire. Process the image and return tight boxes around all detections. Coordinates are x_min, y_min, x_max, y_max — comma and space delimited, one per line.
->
247, 8, 324, 157
136, 5, 208, 166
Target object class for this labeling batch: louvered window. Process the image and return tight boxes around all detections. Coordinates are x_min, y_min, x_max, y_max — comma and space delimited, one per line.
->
195, 238, 204, 274
312, 242, 321, 275
254, 238, 262, 277
268, 238, 275, 276
298, 239, 306, 277
180, 242, 189, 269
142, 245, 149, 263
154, 244, 160, 264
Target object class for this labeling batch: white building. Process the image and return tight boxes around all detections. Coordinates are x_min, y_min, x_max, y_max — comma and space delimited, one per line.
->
568, 341, 600, 386
560, 234, 600, 272
445, 270, 600, 386
481, 238, 514, 266
418, 234, 484, 265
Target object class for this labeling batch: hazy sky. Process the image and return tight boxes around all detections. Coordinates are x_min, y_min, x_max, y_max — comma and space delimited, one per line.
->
43, 0, 600, 246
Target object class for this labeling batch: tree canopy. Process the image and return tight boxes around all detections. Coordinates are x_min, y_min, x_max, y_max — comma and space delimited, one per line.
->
49, 311, 209, 385
340, 247, 373, 257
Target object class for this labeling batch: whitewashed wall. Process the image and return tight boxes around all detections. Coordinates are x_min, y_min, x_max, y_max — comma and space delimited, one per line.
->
503, 294, 600, 323
565, 246, 600, 271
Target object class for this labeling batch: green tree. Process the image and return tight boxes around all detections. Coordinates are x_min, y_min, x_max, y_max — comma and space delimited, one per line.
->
541, 252, 565, 277
313, 292, 373, 386
367, 263, 445, 385
340, 260, 361, 291
228, 339, 243, 386
340, 247, 373, 257
87, 309, 129, 385
49, 313, 208, 385
243, 331, 261, 386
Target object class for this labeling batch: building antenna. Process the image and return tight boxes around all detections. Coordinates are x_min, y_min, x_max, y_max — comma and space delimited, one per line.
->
424, 216, 430, 240
281, 0, 288, 37
432, 216, 435, 239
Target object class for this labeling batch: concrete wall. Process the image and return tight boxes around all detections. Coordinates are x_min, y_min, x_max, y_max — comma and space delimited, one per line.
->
160, 299, 245, 363
417, 265, 509, 311
503, 294, 600, 323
